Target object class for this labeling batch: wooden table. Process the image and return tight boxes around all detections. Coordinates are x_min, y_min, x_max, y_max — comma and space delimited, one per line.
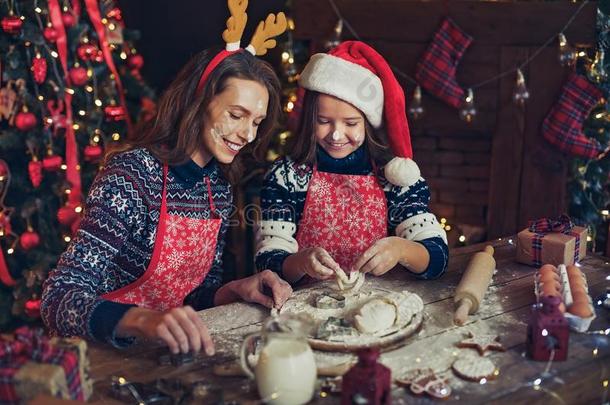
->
88, 238, 610, 404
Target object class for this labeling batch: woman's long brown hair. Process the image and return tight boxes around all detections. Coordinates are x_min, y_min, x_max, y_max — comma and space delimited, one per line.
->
107, 46, 281, 184
289, 90, 393, 170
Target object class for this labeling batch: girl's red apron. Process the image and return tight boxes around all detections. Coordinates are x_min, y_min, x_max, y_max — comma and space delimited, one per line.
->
103, 165, 222, 311
295, 165, 387, 272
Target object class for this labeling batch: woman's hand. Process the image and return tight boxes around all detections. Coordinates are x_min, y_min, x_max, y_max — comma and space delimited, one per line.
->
282, 247, 342, 281
352, 237, 429, 276
214, 270, 293, 309
116, 306, 215, 355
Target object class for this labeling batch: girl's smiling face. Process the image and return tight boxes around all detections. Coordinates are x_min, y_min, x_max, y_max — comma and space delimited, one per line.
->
194, 77, 269, 166
314, 94, 366, 159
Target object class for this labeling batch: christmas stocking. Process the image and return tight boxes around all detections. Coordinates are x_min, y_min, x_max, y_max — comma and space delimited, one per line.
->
542, 74, 604, 159
415, 17, 473, 108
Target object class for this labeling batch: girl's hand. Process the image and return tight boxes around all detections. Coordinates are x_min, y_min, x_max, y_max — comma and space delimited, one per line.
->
352, 237, 409, 276
283, 247, 342, 280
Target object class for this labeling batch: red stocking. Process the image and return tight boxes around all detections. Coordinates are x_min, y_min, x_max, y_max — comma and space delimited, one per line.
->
415, 18, 473, 108
541, 74, 604, 159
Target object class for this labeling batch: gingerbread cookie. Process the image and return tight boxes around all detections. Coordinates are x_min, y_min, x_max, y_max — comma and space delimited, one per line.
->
457, 332, 505, 356
396, 368, 451, 400
452, 356, 497, 382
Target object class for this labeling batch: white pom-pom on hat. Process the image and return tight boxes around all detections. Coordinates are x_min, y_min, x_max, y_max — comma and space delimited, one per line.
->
384, 157, 421, 187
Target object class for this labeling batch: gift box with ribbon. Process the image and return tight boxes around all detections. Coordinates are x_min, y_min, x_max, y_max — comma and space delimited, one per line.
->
0, 327, 92, 404
516, 214, 587, 267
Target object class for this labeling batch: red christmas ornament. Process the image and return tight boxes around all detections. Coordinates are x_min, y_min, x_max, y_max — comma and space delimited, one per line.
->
1, 14, 23, 34
69, 66, 88, 86
0, 160, 8, 177
127, 54, 144, 70
77, 43, 98, 61
57, 204, 78, 226
15, 110, 37, 131
93, 49, 104, 63
84, 144, 103, 162
32, 54, 48, 84
104, 105, 128, 121
43, 25, 59, 43
0, 212, 11, 236
20, 230, 40, 251
61, 12, 76, 28
42, 154, 63, 171
107, 7, 123, 21
28, 160, 43, 188
24, 299, 41, 318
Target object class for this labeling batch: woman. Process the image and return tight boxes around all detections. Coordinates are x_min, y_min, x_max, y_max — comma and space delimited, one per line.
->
255, 41, 448, 284
42, 5, 292, 355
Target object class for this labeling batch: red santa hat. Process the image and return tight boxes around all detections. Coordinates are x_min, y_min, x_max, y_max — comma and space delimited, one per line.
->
299, 40, 420, 187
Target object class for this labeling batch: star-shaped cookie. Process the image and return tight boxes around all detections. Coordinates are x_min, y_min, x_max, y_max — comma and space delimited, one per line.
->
457, 332, 505, 356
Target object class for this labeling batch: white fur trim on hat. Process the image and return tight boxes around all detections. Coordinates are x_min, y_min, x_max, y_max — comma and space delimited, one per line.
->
299, 53, 384, 127
384, 157, 421, 187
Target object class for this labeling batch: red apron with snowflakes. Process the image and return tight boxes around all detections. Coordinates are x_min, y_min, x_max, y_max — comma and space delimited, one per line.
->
295, 166, 388, 272
102, 165, 222, 311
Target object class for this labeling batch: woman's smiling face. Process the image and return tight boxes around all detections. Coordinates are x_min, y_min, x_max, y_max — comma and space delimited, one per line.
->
314, 93, 366, 159
195, 77, 269, 165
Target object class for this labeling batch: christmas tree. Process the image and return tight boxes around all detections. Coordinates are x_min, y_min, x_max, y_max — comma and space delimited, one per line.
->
0, 0, 154, 330
568, 2, 610, 254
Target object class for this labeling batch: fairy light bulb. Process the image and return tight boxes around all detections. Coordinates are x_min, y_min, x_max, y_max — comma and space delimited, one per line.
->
513, 69, 530, 106
558, 33, 576, 67
587, 49, 608, 84
282, 48, 298, 78
459, 88, 477, 123
408, 85, 424, 120
324, 19, 343, 50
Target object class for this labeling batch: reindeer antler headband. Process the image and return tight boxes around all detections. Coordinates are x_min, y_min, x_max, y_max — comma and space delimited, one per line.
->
195, 0, 287, 96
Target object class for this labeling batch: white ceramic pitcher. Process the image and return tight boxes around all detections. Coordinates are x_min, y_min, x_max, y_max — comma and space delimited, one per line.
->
240, 315, 316, 405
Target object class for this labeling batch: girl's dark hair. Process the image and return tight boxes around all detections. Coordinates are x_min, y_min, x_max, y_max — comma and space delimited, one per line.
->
107, 46, 281, 184
288, 90, 393, 169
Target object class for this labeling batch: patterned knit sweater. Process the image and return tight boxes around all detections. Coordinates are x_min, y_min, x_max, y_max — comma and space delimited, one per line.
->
41, 148, 233, 347
255, 146, 449, 280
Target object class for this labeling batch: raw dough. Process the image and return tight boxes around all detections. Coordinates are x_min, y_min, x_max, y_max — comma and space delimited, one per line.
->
354, 298, 398, 334
334, 268, 365, 293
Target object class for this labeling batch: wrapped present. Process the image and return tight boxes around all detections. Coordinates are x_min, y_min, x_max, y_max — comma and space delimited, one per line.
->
0, 327, 93, 404
516, 215, 587, 267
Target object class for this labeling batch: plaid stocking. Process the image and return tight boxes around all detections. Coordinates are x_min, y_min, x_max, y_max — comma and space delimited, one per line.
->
542, 74, 604, 159
415, 18, 473, 108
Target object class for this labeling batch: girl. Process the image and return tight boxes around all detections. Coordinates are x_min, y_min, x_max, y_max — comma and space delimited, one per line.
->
42, 4, 292, 355
256, 41, 448, 284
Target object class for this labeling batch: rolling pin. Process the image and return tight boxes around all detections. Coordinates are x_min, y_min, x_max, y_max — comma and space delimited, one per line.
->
453, 245, 496, 325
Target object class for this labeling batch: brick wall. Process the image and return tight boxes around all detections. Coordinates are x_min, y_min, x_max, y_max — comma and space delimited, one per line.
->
413, 134, 491, 244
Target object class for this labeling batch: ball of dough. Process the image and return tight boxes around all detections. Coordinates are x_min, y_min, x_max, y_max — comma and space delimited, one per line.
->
354, 298, 397, 334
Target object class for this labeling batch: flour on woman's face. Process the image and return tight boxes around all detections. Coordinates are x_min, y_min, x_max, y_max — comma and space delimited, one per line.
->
196, 78, 269, 165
